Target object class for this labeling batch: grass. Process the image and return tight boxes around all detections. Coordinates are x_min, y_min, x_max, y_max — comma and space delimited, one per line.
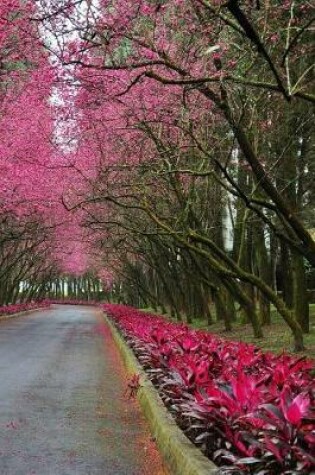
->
140, 305, 315, 360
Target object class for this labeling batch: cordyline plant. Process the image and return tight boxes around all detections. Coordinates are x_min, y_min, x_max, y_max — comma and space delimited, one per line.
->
103, 304, 315, 474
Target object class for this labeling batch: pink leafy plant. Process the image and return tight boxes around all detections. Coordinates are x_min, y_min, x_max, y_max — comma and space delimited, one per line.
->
102, 303, 315, 474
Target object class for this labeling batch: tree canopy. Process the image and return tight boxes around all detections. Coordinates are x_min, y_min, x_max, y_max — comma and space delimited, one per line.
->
0, 0, 314, 350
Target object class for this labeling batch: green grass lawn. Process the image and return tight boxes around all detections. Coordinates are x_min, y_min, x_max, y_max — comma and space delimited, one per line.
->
141, 304, 315, 360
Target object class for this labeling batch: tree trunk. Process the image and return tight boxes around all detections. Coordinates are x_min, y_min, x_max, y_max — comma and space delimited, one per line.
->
214, 288, 232, 332
292, 250, 309, 333
254, 220, 272, 325
279, 242, 294, 309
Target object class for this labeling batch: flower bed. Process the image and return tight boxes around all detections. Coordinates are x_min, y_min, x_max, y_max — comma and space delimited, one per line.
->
103, 303, 315, 474
0, 300, 50, 316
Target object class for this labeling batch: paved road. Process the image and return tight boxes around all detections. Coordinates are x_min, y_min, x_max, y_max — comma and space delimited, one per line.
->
0, 305, 167, 475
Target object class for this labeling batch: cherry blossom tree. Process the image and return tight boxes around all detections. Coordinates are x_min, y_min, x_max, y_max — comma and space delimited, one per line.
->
42, 0, 314, 350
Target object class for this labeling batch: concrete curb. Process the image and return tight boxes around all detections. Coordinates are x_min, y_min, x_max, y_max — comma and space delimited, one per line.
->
104, 314, 219, 475
0, 307, 50, 322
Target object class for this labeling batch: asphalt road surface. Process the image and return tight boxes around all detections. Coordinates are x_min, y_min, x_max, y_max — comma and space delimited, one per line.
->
0, 305, 167, 475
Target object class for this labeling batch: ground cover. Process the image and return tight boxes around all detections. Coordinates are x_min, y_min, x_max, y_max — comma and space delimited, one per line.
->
103, 303, 315, 475
143, 306, 315, 361
0, 301, 50, 316
191, 311, 315, 362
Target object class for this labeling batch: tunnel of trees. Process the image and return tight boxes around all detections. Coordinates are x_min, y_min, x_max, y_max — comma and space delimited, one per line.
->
0, 0, 314, 351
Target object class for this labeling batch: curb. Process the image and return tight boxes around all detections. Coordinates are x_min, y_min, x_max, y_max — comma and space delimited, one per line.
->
0, 307, 49, 322
104, 314, 219, 475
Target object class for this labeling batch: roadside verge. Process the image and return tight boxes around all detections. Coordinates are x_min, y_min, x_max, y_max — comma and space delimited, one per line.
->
0, 307, 49, 322
104, 314, 219, 475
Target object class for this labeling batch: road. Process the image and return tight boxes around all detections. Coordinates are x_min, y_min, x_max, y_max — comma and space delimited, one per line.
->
0, 305, 167, 475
